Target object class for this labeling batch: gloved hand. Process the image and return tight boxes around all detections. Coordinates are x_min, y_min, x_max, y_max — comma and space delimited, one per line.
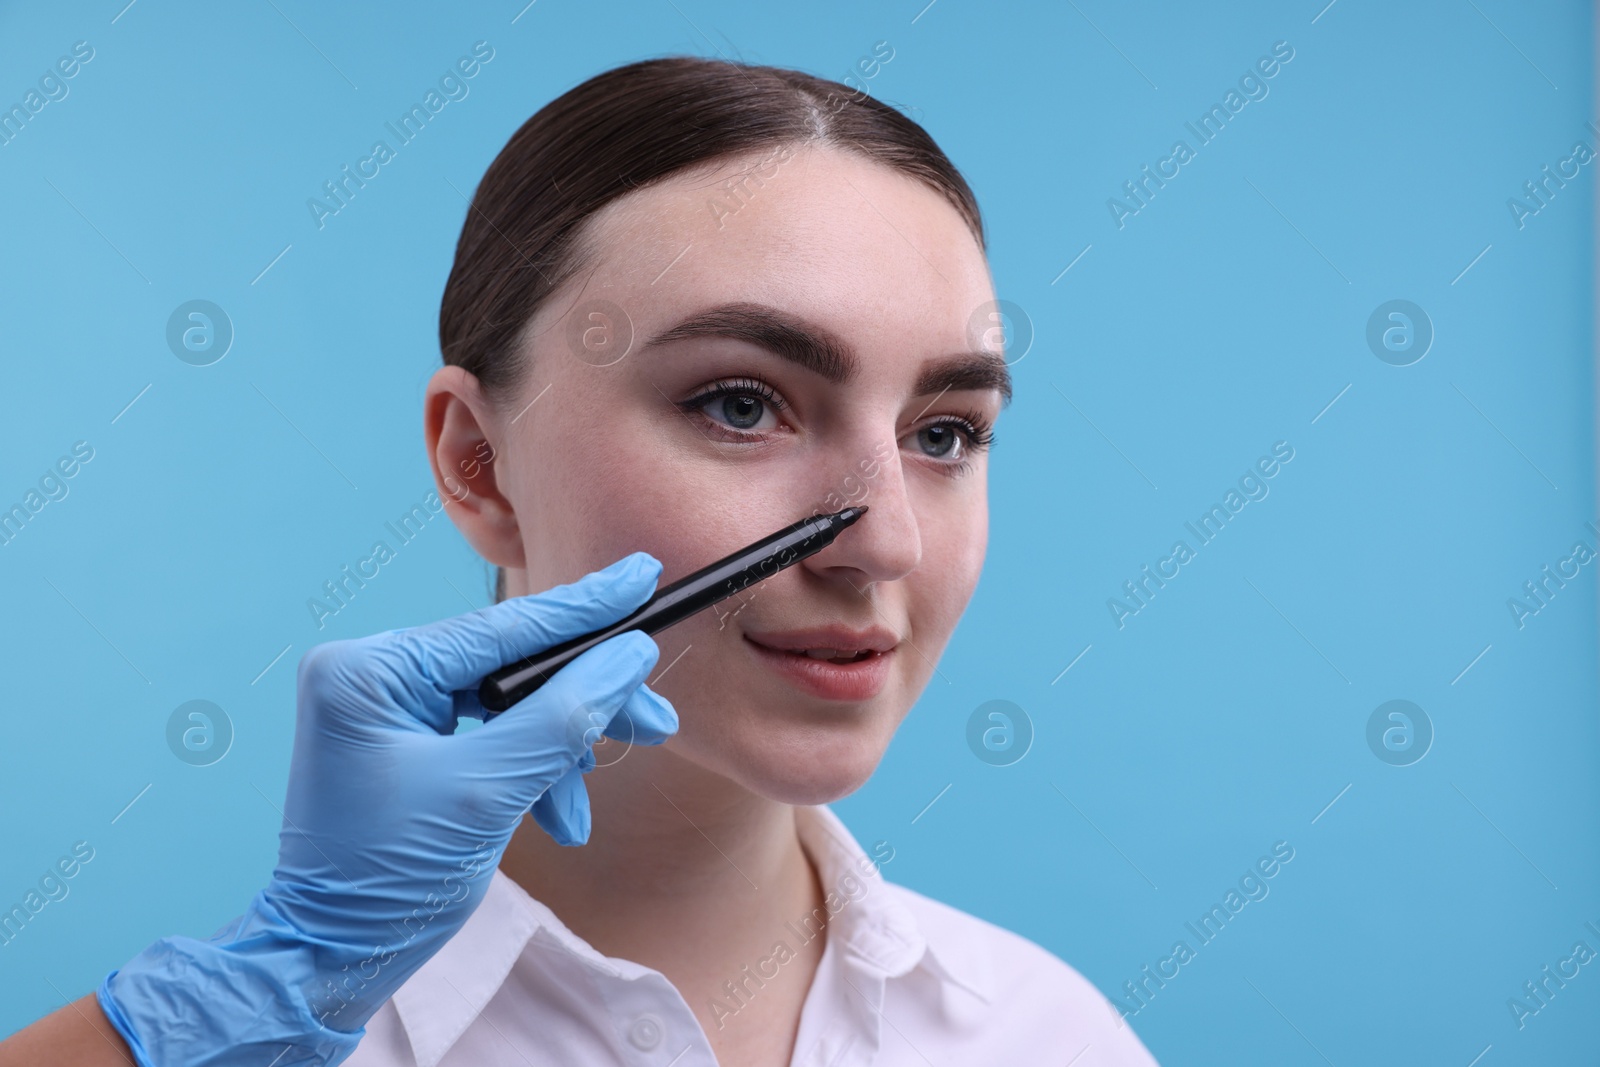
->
96, 552, 677, 1067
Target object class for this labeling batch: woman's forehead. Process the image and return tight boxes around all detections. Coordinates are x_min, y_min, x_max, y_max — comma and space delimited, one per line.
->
567, 144, 995, 352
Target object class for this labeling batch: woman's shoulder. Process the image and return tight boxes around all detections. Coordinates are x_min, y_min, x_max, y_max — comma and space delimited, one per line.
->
879, 880, 1162, 1065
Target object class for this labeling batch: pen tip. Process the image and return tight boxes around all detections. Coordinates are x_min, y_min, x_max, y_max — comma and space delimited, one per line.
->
838, 505, 868, 524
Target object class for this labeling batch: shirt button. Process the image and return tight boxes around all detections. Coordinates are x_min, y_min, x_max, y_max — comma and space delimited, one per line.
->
628, 1013, 664, 1051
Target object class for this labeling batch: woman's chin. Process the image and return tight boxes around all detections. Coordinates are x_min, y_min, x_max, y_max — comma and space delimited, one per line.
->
694, 718, 895, 807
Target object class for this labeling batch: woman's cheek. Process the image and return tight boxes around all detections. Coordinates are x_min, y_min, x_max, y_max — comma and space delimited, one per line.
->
921, 497, 987, 641
556, 416, 690, 566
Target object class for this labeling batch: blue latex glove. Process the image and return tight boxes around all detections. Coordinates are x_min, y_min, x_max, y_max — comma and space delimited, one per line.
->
96, 552, 676, 1066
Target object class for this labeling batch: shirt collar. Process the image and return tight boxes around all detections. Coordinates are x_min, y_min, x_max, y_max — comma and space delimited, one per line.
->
391, 804, 988, 1067
793, 804, 991, 1004
790, 807, 934, 981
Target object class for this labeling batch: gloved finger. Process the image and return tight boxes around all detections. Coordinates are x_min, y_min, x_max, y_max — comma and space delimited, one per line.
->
580, 685, 675, 773
461, 629, 659, 791
602, 684, 678, 747
452, 677, 676, 741
385, 551, 662, 699
530, 763, 591, 846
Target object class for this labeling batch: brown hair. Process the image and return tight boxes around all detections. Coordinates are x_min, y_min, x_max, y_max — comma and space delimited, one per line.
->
437, 55, 986, 599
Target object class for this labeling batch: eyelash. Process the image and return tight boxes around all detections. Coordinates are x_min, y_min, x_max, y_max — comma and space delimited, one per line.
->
677, 377, 997, 476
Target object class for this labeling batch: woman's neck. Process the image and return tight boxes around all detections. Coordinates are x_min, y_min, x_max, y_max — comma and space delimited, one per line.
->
498, 742, 826, 995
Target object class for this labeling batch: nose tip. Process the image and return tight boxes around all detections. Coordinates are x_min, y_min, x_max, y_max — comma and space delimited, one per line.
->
806, 480, 920, 586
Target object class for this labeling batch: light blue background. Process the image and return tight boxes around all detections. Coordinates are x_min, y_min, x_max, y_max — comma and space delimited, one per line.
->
1, 1, 1595, 1063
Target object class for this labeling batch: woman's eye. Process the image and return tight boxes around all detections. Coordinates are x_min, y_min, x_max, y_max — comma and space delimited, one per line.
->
901, 413, 995, 475
680, 378, 788, 437
707, 392, 775, 431
913, 423, 965, 461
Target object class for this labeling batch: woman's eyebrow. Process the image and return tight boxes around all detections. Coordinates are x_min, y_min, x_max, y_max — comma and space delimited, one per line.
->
915, 353, 1013, 408
641, 300, 1013, 406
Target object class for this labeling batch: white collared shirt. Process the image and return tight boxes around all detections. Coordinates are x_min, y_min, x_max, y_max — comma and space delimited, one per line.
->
345, 805, 1160, 1066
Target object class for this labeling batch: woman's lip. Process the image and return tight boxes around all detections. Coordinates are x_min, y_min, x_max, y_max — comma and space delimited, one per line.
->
742, 635, 892, 701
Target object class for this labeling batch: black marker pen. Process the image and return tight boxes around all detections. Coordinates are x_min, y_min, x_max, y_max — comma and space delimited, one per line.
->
478, 505, 868, 717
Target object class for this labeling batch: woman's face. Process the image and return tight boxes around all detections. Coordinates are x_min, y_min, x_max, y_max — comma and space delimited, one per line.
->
429, 144, 1010, 805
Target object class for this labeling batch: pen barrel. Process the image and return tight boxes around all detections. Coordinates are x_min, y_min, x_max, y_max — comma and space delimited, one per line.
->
478, 510, 851, 715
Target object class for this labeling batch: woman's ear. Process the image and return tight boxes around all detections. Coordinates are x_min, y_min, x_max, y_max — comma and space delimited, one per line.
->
423, 366, 526, 570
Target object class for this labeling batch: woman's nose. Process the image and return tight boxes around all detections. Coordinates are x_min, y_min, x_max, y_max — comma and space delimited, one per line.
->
801, 442, 921, 588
